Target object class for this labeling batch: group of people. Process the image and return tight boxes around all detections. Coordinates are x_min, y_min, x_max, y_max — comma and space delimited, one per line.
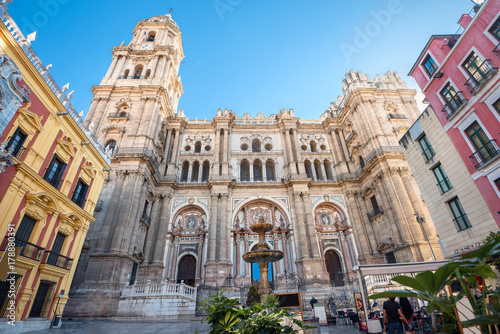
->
383, 297, 415, 334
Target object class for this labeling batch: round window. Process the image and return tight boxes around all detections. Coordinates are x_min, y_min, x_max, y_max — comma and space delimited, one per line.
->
265, 144, 273, 151
241, 144, 249, 151
184, 145, 191, 151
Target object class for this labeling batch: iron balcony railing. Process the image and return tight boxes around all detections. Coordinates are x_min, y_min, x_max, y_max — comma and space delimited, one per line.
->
141, 212, 151, 226
13, 146, 25, 160
367, 207, 384, 220
41, 251, 73, 270
469, 139, 500, 169
464, 59, 498, 94
494, 42, 500, 56
436, 177, 453, 194
0, 237, 45, 262
441, 91, 467, 120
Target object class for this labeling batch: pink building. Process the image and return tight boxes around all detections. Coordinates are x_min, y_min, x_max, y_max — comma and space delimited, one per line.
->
409, 0, 500, 229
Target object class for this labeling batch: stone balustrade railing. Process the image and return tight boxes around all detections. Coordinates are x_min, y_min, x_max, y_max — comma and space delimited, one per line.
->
364, 273, 415, 292
121, 282, 197, 301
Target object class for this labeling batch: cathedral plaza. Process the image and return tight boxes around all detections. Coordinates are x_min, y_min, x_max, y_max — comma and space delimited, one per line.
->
0, 1, 499, 334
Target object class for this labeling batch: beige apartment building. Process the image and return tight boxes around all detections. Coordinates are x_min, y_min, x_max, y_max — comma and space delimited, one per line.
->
400, 106, 498, 258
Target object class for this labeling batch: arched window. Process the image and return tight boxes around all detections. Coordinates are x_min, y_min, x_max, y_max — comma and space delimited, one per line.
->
194, 141, 202, 153
240, 160, 250, 181
360, 156, 365, 169
145, 69, 151, 79
310, 141, 317, 152
325, 250, 343, 286
123, 69, 130, 79
304, 160, 313, 178
191, 161, 200, 182
265, 159, 275, 181
314, 160, 323, 180
324, 160, 334, 180
252, 139, 261, 153
147, 31, 156, 41
253, 160, 263, 181
105, 140, 117, 155
202, 161, 210, 181
177, 255, 196, 287
180, 161, 189, 182
133, 65, 143, 79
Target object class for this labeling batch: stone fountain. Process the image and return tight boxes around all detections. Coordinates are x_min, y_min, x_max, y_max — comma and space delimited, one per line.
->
242, 216, 284, 302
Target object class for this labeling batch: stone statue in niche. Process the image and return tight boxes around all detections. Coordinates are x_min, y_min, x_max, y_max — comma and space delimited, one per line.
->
186, 217, 196, 229
252, 208, 266, 223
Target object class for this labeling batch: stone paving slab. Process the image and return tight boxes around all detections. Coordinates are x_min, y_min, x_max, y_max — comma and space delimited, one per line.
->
28, 320, 363, 334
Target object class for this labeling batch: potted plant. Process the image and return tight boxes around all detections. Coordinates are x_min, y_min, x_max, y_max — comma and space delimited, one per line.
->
368, 235, 500, 333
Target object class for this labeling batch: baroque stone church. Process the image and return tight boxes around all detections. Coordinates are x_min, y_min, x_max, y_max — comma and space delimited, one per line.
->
65, 14, 443, 317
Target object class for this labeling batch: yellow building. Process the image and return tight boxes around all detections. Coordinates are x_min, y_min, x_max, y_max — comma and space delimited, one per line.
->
0, 6, 110, 333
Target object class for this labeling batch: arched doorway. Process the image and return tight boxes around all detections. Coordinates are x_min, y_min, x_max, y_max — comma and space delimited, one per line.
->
325, 250, 343, 286
177, 255, 196, 287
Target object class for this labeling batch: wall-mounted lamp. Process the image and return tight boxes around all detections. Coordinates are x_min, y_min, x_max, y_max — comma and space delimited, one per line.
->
56, 111, 68, 116
81, 142, 91, 146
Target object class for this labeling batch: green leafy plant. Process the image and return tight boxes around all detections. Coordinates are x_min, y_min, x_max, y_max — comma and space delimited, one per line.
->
199, 289, 314, 334
368, 235, 500, 333
246, 285, 260, 307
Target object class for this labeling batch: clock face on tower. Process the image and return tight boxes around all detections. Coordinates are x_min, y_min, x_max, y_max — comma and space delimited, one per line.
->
140, 43, 153, 50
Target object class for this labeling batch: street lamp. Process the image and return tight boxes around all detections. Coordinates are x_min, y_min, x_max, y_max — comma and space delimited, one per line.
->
414, 212, 436, 261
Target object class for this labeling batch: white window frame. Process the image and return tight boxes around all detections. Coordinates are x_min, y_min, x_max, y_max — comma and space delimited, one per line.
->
457, 47, 486, 83
483, 11, 500, 46
419, 51, 441, 82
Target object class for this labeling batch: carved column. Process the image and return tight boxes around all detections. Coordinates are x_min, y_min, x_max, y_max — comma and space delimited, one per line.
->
292, 129, 305, 175
345, 191, 372, 260
144, 195, 164, 263
285, 130, 297, 174
400, 169, 426, 241
213, 129, 220, 176
280, 130, 290, 175
219, 194, 228, 261
151, 194, 172, 265
353, 193, 376, 256
292, 192, 305, 260
170, 238, 179, 280
302, 192, 320, 258
373, 175, 403, 245
109, 173, 137, 252
111, 55, 126, 78
207, 194, 218, 262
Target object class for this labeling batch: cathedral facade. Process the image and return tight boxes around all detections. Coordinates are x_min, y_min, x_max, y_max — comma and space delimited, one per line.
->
66, 14, 443, 317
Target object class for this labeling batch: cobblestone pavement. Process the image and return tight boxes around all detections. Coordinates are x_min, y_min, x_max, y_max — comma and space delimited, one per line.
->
29, 320, 363, 334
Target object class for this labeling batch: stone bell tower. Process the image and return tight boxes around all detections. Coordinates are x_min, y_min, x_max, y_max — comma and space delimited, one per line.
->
66, 14, 184, 317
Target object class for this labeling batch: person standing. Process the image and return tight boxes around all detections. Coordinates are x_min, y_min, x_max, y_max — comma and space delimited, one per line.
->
383, 298, 412, 334
399, 297, 415, 334
310, 296, 318, 309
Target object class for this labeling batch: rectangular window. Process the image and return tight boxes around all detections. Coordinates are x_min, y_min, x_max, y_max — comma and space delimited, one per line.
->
432, 163, 453, 194
447, 197, 471, 231
43, 154, 66, 188
489, 17, 500, 41
463, 52, 489, 86
418, 134, 435, 162
47, 233, 66, 266
5, 127, 27, 158
15, 216, 36, 243
493, 98, 500, 115
370, 196, 379, 211
494, 177, 500, 192
466, 121, 496, 163
440, 83, 463, 112
71, 178, 89, 207
422, 54, 438, 76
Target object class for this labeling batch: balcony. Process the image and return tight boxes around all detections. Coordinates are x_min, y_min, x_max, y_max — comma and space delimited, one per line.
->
367, 207, 384, 221
441, 91, 468, 120
464, 59, 498, 94
41, 251, 73, 270
494, 42, 500, 57
0, 237, 45, 262
141, 212, 151, 226
469, 139, 500, 170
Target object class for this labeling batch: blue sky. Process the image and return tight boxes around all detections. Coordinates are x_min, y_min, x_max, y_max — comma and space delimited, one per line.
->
9, 0, 473, 120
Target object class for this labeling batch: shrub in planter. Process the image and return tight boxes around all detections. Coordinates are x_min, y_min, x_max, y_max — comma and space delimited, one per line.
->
199, 290, 313, 334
